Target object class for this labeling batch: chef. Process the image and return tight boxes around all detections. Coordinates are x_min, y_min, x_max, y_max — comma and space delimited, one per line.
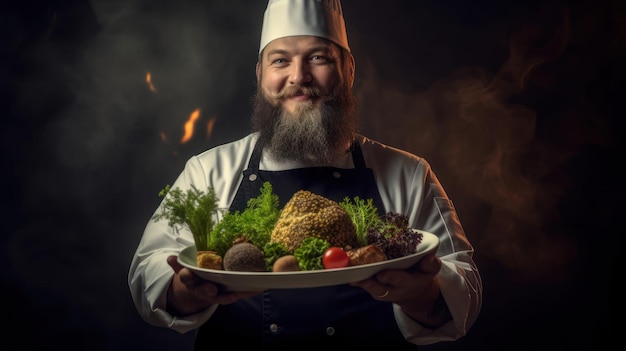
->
128, 0, 482, 348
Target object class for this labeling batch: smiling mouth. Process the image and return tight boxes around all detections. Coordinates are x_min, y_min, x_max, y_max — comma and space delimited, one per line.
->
281, 85, 323, 98
288, 93, 312, 101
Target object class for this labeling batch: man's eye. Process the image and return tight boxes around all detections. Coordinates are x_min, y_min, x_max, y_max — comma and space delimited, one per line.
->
311, 55, 330, 64
272, 58, 287, 65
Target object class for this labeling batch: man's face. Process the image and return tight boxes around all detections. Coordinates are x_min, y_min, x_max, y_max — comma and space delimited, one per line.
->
256, 36, 347, 114
252, 36, 357, 165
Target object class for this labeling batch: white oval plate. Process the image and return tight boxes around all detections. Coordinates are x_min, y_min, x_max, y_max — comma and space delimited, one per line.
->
178, 230, 439, 291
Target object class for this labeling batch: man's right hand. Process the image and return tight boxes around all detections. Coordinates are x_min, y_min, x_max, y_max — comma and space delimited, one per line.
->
166, 255, 262, 316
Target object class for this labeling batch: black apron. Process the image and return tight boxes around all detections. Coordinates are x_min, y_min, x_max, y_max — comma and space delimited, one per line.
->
194, 141, 419, 350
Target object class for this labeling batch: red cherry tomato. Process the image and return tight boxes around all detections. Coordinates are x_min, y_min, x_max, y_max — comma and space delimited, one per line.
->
322, 247, 350, 269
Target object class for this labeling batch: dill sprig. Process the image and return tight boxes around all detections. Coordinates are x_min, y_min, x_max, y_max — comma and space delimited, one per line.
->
152, 184, 220, 251
339, 196, 382, 246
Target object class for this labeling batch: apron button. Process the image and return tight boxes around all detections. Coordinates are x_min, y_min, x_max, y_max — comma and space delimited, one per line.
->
248, 173, 258, 181
332, 171, 341, 179
269, 323, 279, 333
326, 326, 335, 336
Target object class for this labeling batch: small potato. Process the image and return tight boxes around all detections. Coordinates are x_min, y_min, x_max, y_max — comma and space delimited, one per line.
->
272, 255, 301, 272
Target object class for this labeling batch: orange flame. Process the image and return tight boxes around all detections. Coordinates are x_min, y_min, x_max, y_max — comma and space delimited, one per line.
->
181, 108, 201, 143
206, 115, 216, 139
146, 72, 157, 93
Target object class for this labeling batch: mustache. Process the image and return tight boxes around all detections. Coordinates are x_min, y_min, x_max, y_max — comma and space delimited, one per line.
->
276, 85, 326, 99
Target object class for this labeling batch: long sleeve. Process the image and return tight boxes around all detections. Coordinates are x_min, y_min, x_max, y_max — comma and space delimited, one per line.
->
127, 162, 217, 333
127, 134, 257, 333
361, 136, 483, 344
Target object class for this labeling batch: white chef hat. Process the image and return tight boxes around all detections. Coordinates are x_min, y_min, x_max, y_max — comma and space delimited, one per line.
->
259, 0, 350, 54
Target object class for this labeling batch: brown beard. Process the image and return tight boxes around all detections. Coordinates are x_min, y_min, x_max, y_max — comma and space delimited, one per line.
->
251, 84, 358, 165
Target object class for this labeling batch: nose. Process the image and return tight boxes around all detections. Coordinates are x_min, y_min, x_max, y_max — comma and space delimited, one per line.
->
289, 59, 312, 85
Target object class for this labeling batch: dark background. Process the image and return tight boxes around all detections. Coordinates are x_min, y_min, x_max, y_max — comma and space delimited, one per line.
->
3, 0, 624, 349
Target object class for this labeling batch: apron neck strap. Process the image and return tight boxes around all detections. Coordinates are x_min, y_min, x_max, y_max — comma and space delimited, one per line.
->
248, 138, 365, 170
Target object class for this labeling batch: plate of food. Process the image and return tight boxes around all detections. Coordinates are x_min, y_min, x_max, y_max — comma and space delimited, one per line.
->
178, 230, 439, 291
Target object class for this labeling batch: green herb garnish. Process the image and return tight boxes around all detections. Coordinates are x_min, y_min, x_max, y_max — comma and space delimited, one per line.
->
210, 181, 281, 256
339, 196, 382, 246
152, 184, 220, 251
294, 237, 331, 271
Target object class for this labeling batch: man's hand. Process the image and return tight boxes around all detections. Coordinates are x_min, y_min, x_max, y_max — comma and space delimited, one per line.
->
166, 255, 262, 316
350, 253, 451, 328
